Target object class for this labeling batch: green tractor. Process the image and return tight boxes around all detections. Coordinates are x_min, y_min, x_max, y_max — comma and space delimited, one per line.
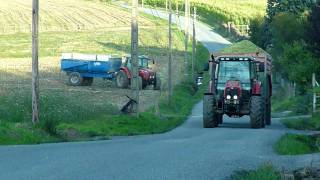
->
203, 52, 272, 129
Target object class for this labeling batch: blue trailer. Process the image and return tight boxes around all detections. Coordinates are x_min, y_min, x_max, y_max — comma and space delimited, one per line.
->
61, 53, 122, 86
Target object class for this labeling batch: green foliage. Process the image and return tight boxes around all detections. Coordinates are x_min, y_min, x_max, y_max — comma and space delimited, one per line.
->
275, 134, 320, 155
231, 164, 281, 180
272, 93, 311, 114
306, 3, 320, 57
277, 42, 317, 90
0, 122, 59, 145
282, 113, 320, 130
249, 16, 265, 48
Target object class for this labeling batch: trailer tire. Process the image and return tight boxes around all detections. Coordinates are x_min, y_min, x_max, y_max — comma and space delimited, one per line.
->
154, 76, 161, 90
203, 94, 218, 128
68, 72, 83, 86
250, 96, 265, 129
116, 70, 129, 88
82, 77, 93, 86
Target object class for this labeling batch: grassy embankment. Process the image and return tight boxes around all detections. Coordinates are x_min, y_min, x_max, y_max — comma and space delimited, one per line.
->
0, 0, 209, 144
129, 0, 266, 39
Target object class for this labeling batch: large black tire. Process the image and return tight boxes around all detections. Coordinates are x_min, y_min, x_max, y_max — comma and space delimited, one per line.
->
82, 77, 93, 86
116, 70, 129, 88
154, 76, 161, 90
68, 72, 83, 86
250, 96, 265, 129
266, 102, 271, 125
203, 95, 218, 128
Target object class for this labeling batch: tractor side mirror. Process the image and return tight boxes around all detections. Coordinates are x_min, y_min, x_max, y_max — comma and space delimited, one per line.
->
258, 63, 265, 72
203, 62, 209, 71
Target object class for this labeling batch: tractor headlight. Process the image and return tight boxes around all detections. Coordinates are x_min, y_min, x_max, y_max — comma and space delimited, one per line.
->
226, 95, 231, 100
233, 95, 238, 100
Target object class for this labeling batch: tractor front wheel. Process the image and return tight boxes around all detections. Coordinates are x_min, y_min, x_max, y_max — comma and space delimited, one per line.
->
250, 96, 265, 129
116, 70, 129, 88
203, 94, 218, 128
68, 72, 83, 86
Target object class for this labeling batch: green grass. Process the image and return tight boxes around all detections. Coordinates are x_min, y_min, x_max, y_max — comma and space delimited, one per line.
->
271, 94, 311, 115
231, 164, 281, 180
281, 114, 320, 131
275, 134, 320, 155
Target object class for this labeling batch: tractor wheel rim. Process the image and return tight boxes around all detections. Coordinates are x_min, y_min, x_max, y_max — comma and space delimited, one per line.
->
71, 76, 79, 84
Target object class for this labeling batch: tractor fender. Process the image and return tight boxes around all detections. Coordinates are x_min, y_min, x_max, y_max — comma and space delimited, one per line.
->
120, 67, 132, 79
252, 80, 262, 95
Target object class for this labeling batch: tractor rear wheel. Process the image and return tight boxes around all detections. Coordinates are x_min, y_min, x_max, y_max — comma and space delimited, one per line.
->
68, 72, 83, 86
116, 70, 129, 88
250, 96, 265, 129
154, 76, 161, 90
203, 94, 218, 128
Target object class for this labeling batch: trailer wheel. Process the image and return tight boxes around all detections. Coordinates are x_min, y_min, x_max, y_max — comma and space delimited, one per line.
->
250, 96, 265, 129
68, 72, 83, 86
203, 94, 218, 128
154, 76, 161, 90
116, 70, 129, 88
82, 77, 93, 86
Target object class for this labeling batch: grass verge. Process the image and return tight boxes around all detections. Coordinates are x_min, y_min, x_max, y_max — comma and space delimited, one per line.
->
275, 134, 320, 155
281, 113, 320, 131
230, 164, 281, 180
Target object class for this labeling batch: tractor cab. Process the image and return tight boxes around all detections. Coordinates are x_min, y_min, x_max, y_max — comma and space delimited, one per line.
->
203, 52, 272, 129
116, 55, 160, 90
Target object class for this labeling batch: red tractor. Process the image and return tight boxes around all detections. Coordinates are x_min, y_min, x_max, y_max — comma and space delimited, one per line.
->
203, 52, 272, 129
116, 55, 161, 90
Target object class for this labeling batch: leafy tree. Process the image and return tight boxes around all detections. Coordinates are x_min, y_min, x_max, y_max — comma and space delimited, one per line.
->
249, 16, 265, 48
306, 3, 320, 57
278, 41, 317, 92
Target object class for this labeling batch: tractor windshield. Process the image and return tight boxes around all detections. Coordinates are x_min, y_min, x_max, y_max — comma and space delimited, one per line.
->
217, 61, 250, 84
139, 58, 149, 68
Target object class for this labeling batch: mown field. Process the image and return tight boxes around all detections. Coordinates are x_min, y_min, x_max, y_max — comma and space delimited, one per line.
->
0, 0, 211, 144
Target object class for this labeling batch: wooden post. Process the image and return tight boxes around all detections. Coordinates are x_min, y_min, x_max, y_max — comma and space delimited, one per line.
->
184, 0, 190, 78
192, 7, 196, 79
131, 0, 140, 116
168, 0, 173, 105
32, 0, 40, 124
313, 73, 316, 113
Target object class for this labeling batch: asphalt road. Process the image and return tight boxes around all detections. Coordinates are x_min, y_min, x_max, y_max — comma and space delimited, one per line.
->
1, 7, 319, 180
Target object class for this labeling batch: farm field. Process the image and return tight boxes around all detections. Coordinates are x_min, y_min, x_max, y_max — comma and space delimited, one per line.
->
0, 0, 201, 143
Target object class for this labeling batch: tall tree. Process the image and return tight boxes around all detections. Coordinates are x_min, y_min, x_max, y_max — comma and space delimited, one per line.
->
306, 3, 320, 57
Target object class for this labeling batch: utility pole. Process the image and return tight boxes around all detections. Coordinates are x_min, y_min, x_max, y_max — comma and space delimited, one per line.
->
32, 0, 39, 124
131, 0, 139, 116
168, 0, 173, 105
184, 0, 190, 78
192, 7, 196, 79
